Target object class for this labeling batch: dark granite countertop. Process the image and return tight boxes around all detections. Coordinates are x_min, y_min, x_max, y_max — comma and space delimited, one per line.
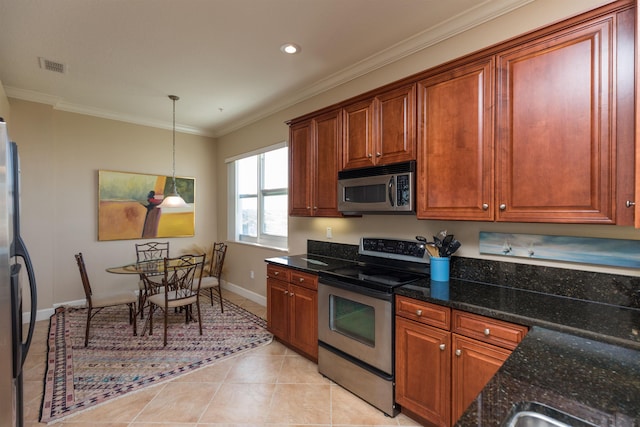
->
265, 254, 353, 273
396, 279, 640, 351
455, 327, 640, 426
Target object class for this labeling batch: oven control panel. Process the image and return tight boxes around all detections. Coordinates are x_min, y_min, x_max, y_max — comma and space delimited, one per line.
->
359, 238, 427, 263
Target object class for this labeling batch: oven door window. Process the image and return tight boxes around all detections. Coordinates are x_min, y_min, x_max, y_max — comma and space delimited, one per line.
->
329, 294, 375, 347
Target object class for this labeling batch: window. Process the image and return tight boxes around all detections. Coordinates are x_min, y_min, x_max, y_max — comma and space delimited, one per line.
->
227, 143, 288, 249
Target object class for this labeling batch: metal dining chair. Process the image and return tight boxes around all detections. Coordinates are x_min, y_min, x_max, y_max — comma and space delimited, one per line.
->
134, 241, 169, 317
146, 254, 206, 346
74, 252, 137, 347
195, 242, 227, 312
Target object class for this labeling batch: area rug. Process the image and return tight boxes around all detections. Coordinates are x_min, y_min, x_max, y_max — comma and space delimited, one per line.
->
40, 296, 273, 423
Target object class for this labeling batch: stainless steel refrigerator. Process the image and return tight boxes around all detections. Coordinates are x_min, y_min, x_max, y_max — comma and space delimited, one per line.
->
0, 119, 37, 427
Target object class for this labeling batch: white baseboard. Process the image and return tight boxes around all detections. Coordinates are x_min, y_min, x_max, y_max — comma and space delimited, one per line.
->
23, 285, 264, 324
221, 280, 266, 306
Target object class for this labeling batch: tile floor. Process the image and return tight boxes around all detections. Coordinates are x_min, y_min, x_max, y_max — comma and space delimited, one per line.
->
22, 291, 422, 427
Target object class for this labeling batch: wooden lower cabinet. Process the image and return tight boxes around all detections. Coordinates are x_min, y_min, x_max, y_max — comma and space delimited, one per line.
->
395, 296, 527, 426
396, 316, 451, 427
450, 334, 511, 422
266, 264, 318, 361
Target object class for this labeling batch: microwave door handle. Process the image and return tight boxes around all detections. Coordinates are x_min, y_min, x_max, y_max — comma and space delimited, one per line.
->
388, 177, 395, 207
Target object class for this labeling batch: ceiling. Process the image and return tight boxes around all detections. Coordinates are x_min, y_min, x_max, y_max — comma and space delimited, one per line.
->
0, 0, 532, 137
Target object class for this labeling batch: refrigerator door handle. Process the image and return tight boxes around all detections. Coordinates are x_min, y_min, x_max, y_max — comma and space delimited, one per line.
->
12, 235, 36, 363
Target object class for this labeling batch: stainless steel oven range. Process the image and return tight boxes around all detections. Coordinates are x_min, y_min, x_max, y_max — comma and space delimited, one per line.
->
318, 237, 428, 417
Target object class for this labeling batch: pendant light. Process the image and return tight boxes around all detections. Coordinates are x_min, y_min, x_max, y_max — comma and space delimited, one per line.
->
159, 95, 187, 208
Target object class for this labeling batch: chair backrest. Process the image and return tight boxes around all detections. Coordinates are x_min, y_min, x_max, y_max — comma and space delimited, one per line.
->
74, 253, 93, 300
209, 242, 227, 279
135, 241, 169, 262
163, 254, 206, 297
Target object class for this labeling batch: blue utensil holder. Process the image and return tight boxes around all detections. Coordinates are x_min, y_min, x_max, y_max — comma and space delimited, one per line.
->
430, 257, 450, 281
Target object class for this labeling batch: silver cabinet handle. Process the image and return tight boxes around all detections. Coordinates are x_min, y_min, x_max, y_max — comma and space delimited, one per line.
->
367, 153, 372, 158
299, 277, 304, 283
499, 204, 506, 210
376, 152, 381, 157
484, 328, 491, 336
455, 349, 462, 357
274, 271, 279, 276
482, 203, 489, 210
416, 309, 423, 316
284, 290, 288, 295
439, 344, 446, 351
626, 201, 636, 208
289, 292, 294, 297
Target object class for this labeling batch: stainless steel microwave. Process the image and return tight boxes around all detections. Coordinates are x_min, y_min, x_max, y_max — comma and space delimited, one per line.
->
337, 161, 416, 214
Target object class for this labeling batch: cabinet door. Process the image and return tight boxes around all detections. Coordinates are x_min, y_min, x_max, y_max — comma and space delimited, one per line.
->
288, 121, 313, 216
377, 83, 416, 165
417, 58, 494, 220
496, 18, 614, 223
313, 110, 342, 217
451, 334, 510, 424
289, 284, 318, 360
395, 316, 451, 427
266, 278, 289, 341
343, 98, 376, 170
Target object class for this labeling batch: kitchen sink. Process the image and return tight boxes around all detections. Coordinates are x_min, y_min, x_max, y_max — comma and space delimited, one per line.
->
502, 402, 597, 427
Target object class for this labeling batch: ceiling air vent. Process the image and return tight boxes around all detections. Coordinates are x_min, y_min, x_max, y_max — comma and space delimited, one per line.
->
38, 57, 66, 74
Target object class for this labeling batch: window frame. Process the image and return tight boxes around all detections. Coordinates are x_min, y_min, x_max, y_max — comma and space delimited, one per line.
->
226, 142, 288, 250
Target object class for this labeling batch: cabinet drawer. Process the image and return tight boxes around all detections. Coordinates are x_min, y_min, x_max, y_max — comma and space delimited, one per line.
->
452, 310, 527, 350
267, 264, 291, 282
396, 295, 450, 330
290, 270, 318, 290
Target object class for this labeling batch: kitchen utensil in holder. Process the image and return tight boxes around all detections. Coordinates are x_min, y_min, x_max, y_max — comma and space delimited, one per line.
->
430, 256, 450, 281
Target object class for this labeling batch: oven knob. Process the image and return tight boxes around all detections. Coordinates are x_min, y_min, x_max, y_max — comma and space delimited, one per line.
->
439, 344, 445, 351
415, 309, 422, 317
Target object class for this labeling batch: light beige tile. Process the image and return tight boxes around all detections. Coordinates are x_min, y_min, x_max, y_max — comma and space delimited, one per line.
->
266, 383, 332, 424
135, 381, 218, 423
225, 354, 284, 383
330, 384, 399, 426
277, 355, 329, 385
199, 383, 275, 423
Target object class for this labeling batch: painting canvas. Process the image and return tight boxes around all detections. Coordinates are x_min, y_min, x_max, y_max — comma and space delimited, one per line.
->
98, 170, 195, 241
479, 232, 640, 268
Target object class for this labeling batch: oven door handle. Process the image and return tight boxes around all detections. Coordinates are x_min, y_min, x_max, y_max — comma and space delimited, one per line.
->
318, 276, 394, 302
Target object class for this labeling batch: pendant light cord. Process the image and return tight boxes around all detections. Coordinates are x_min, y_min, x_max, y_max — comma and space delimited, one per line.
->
169, 95, 179, 190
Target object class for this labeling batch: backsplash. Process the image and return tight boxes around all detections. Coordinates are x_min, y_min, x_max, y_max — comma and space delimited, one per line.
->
307, 240, 640, 309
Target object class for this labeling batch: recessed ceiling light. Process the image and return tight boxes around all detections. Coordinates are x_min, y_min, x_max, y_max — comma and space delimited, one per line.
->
280, 43, 301, 55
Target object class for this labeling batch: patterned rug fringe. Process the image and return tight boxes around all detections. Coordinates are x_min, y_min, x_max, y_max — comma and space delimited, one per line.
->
40, 296, 272, 423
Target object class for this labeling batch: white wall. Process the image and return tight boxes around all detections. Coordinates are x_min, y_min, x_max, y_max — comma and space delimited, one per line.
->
216, 0, 640, 299
7, 98, 217, 319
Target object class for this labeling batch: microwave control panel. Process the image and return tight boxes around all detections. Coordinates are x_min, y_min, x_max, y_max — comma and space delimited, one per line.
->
396, 174, 410, 207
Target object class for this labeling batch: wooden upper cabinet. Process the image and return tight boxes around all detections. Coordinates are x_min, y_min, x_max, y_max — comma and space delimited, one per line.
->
417, 58, 494, 221
377, 84, 417, 165
495, 17, 616, 223
288, 121, 313, 216
343, 84, 416, 170
343, 98, 376, 169
288, 109, 342, 217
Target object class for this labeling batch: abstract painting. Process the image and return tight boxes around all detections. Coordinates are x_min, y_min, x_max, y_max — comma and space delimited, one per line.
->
98, 170, 195, 241
479, 232, 640, 268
